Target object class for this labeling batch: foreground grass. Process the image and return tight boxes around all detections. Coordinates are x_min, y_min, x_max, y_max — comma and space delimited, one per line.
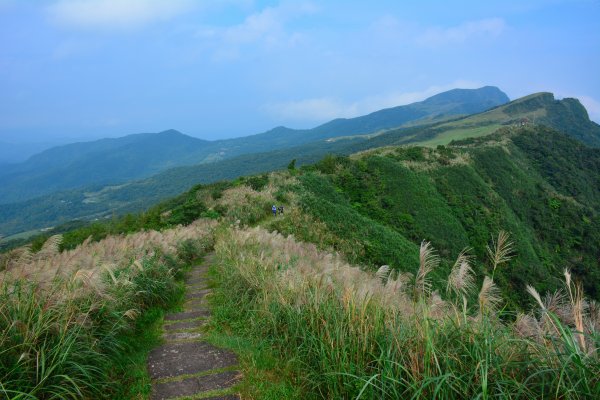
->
0, 256, 185, 399
210, 226, 599, 399
0, 221, 215, 399
206, 262, 302, 400
111, 307, 170, 399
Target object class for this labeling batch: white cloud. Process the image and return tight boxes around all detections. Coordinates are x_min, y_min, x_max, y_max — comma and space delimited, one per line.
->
196, 2, 316, 58
265, 81, 482, 123
47, 0, 194, 31
416, 18, 506, 46
265, 97, 358, 122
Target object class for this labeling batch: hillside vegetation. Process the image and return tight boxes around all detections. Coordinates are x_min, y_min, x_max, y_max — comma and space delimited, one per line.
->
2, 90, 598, 238
0, 87, 509, 205
211, 226, 599, 399
4, 126, 599, 304
2, 125, 599, 398
293, 127, 600, 304
0, 220, 216, 398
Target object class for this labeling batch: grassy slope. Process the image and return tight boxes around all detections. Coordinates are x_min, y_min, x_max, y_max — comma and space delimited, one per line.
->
3, 126, 599, 398
290, 127, 600, 304
209, 226, 600, 399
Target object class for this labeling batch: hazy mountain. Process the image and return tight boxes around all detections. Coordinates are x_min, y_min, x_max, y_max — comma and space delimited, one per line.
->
0, 130, 210, 204
0, 87, 509, 204
331, 92, 600, 149
214, 86, 510, 155
0, 140, 62, 164
1, 91, 599, 237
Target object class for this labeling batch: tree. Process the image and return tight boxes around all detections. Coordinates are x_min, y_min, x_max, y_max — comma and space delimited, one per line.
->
287, 159, 297, 171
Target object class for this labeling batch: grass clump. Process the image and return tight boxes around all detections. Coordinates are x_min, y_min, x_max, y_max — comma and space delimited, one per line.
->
0, 220, 216, 399
210, 226, 600, 399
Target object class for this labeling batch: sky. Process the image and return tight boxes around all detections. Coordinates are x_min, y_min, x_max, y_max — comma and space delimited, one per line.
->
1, 0, 599, 144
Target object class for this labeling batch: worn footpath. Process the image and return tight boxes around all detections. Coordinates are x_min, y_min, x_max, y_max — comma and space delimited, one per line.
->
147, 254, 241, 400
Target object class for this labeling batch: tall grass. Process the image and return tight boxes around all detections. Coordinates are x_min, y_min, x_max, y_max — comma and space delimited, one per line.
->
211, 226, 600, 399
0, 219, 216, 399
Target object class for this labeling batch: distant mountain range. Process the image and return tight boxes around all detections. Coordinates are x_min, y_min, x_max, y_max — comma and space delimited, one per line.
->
0, 86, 509, 205
2, 87, 600, 237
0, 140, 63, 164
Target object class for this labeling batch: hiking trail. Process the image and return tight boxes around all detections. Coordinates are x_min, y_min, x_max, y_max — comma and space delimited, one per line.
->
147, 253, 241, 400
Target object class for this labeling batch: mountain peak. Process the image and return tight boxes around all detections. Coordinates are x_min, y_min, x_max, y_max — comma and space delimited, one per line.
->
158, 129, 185, 136
423, 86, 510, 106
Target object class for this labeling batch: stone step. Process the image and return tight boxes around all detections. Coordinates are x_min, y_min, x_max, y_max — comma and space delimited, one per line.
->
163, 318, 207, 333
183, 300, 209, 312
148, 341, 238, 380
186, 274, 208, 281
162, 331, 204, 342
185, 267, 209, 278
148, 254, 241, 400
165, 310, 210, 322
151, 370, 241, 400
185, 289, 211, 300
186, 283, 210, 291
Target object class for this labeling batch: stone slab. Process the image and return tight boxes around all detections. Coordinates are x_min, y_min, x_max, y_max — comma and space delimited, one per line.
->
162, 331, 204, 342
183, 300, 209, 311
186, 278, 206, 285
164, 310, 209, 321
185, 289, 211, 300
186, 283, 210, 291
148, 342, 238, 379
151, 370, 241, 400
164, 318, 208, 332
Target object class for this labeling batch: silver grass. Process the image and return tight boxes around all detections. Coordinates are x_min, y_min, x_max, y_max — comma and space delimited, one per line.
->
38, 234, 63, 258
447, 248, 475, 298
376, 265, 391, 284
478, 276, 502, 314
514, 312, 540, 338
487, 230, 514, 274
415, 241, 439, 297
563, 269, 586, 352
542, 290, 571, 324
526, 285, 545, 310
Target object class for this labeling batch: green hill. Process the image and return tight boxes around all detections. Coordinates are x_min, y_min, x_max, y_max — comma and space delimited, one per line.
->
0, 87, 508, 204
333, 91, 600, 149
6, 124, 598, 302
3, 126, 599, 399
2, 90, 599, 238
0, 130, 211, 204
295, 127, 600, 303
4, 93, 600, 400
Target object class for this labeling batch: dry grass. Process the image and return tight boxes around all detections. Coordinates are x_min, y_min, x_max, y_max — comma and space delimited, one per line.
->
212, 225, 599, 398
1, 218, 217, 292
215, 185, 276, 226
1, 218, 217, 398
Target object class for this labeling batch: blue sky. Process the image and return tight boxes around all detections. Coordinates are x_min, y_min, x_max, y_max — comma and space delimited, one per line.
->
1, 0, 599, 143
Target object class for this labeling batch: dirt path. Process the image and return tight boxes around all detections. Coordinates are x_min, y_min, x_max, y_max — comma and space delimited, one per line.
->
147, 254, 241, 400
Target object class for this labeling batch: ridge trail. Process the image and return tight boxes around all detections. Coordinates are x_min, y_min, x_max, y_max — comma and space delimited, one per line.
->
147, 254, 241, 400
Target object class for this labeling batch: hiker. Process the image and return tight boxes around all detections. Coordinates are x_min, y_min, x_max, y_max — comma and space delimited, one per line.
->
272, 204, 277, 216
278, 205, 284, 215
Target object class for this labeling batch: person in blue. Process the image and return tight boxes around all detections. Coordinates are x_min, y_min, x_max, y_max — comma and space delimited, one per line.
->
272, 204, 277, 216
